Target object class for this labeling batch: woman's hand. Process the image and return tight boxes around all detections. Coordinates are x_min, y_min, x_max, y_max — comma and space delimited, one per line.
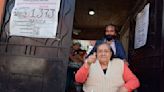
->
85, 53, 97, 67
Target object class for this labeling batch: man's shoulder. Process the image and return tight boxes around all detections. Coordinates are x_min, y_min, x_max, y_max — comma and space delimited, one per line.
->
95, 37, 105, 44
114, 39, 121, 43
98, 37, 106, 41
114, 39, 123, 45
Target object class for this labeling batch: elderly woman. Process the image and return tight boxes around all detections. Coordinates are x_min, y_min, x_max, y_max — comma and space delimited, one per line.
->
75, 43, 140, 92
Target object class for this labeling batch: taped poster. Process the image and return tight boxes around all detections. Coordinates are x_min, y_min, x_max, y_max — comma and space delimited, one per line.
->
134, 3, 150, 49
10, 0, 61, 38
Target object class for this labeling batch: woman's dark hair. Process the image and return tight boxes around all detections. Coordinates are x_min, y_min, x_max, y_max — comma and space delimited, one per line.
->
96, 43, 115, 60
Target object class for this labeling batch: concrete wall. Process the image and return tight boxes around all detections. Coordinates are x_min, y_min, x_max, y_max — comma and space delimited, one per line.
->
0, 0, 5, 25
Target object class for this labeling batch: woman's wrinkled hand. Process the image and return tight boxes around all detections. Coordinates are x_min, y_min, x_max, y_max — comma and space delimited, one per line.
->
85, 53, 97, 66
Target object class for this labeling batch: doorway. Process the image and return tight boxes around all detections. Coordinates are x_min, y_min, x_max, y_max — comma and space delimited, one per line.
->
67, 0, 164, 92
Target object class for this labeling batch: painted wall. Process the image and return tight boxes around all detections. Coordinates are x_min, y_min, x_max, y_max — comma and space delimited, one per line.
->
120, 27, 129, 56
0, 0, 5, 25
120, 21, 130, 56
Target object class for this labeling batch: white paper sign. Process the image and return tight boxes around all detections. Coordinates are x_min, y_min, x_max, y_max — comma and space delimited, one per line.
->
9, 0, 61, 38
134, 3, 150, 49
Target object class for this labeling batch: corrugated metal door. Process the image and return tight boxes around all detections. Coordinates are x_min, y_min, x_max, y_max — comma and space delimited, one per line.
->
0, 0, 75, 92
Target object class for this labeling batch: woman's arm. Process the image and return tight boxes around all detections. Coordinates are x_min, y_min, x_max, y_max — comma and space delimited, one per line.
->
123, 64, 140, 92
75, 63, 90, 83
75, 53, 97, 83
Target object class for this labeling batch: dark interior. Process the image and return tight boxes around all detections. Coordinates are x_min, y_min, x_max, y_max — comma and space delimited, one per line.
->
72, 0, 142, 40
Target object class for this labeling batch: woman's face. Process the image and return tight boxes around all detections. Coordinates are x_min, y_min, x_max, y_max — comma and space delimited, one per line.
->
97, 44, 112, 63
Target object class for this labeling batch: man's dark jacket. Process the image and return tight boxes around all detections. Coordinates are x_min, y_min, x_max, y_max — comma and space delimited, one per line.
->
87, 37, 127, 60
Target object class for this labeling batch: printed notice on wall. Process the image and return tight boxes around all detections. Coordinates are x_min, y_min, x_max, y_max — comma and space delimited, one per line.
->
134, 3, 150, 49
9, 0, 61, 38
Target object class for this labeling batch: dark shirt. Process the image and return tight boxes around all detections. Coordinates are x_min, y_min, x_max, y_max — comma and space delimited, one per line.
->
103, 69, 107, 74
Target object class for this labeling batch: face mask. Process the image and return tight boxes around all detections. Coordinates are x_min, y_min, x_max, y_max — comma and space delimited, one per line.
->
105, 35, 115, 41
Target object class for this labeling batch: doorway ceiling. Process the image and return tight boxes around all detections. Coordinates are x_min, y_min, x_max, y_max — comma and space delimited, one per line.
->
72, 0, 140, 40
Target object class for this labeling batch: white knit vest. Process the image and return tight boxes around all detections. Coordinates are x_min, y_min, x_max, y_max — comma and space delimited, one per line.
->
83, 58, 124, 92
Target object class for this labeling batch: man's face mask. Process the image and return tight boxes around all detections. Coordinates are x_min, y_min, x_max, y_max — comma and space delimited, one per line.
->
105, 35, 116, 41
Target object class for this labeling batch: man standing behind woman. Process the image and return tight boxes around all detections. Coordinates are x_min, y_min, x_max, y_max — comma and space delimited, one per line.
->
75, 43, 140, 92
87, 24, 128, 64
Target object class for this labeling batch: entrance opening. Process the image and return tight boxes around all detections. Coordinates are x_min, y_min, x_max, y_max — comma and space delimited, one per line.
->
66, 0, 147, 92
66, 0, 163, 92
